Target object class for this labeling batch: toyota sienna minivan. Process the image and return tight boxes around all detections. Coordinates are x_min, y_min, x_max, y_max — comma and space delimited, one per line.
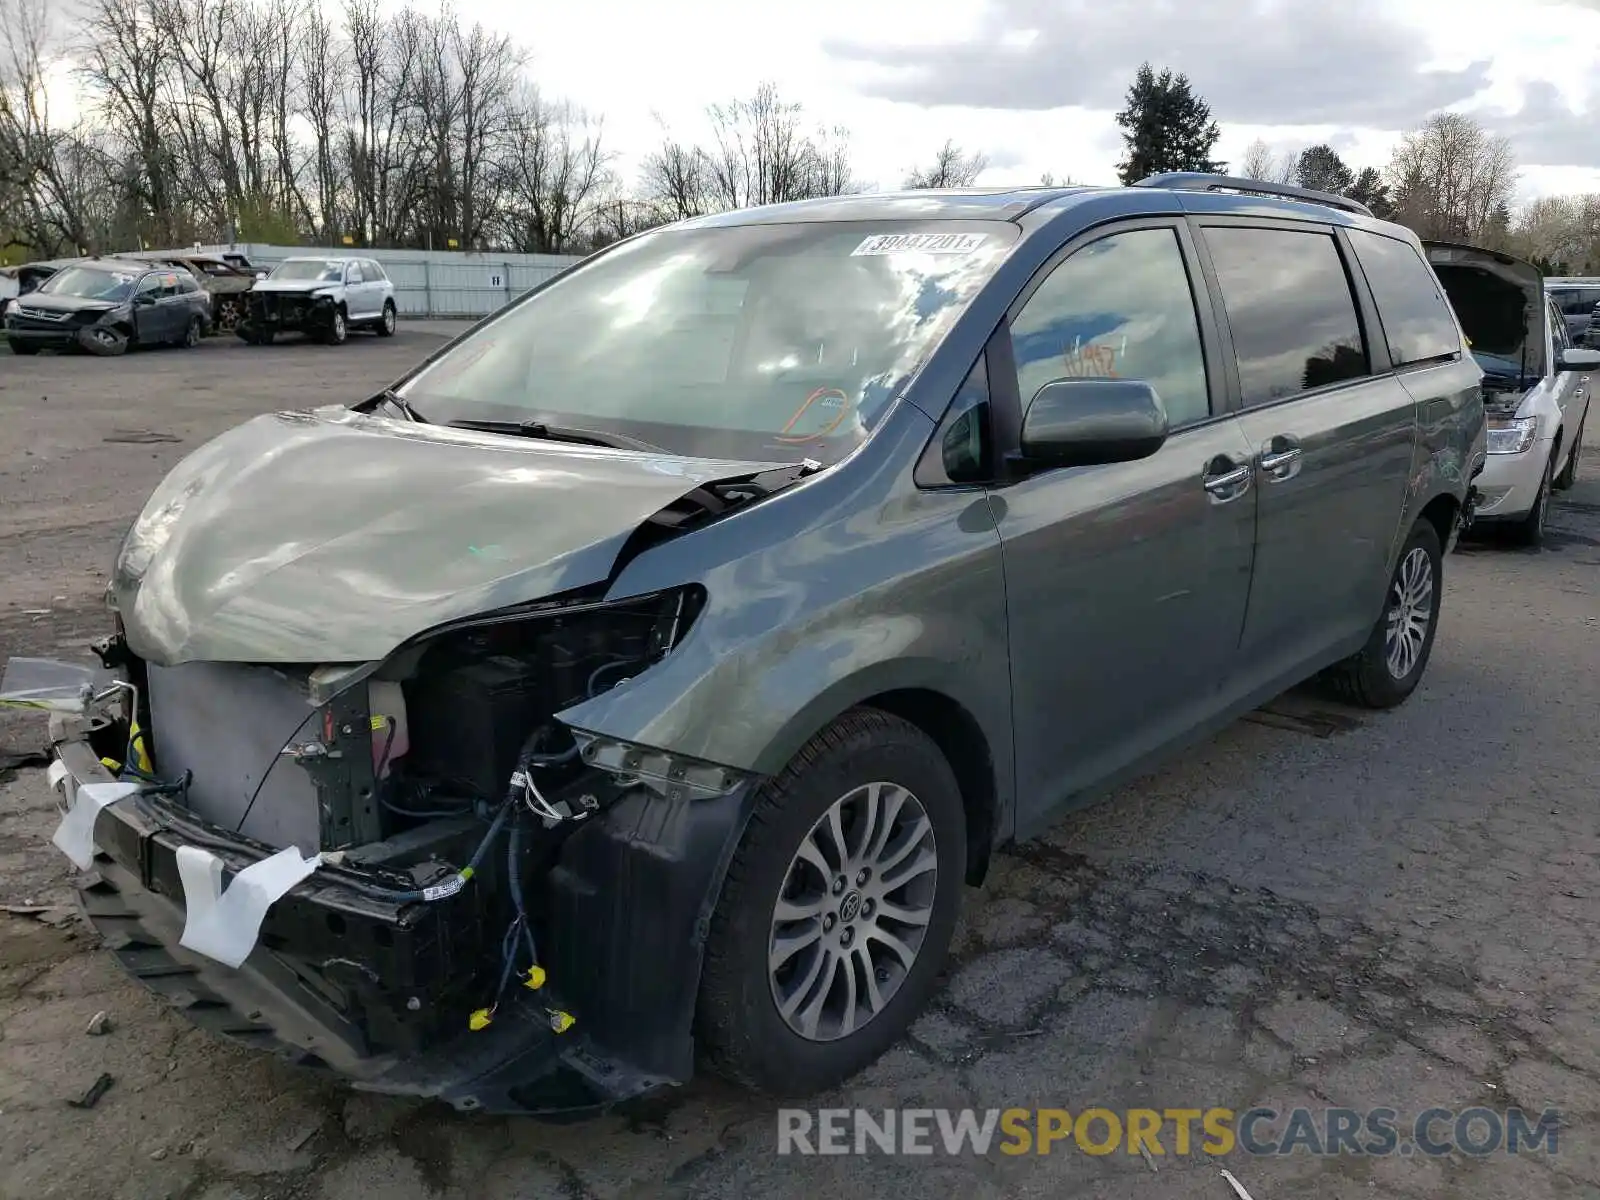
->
14, 173, 1485, 1115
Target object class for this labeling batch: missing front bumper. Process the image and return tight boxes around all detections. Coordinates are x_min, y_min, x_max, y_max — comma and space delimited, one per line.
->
42, 707, 756, 1117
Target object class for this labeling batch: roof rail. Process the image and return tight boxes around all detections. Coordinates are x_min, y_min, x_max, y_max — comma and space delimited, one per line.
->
1133, 172, 1374, 218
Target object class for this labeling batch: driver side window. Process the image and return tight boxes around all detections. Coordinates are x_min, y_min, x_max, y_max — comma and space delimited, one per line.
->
1009, 227, 1211, 428
135, 275, 163, 300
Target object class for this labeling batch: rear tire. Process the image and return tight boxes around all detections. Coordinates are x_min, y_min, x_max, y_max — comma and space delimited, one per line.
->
1553, 420, 1582, 491
375, 302, 396, 337
696, 708, 966, 1096
1322, 518, 1443, 709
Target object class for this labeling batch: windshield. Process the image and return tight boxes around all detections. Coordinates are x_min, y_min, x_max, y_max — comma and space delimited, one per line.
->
396, 220, 1018, 464
270, 260, 345, 282
38, 266, 138, 302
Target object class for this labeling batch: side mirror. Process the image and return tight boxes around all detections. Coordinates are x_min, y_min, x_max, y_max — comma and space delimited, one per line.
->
1018, 379, 1169, 470
1556, 347, 1600, 372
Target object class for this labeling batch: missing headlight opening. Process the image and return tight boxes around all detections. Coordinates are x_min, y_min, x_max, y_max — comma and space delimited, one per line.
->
54, 584, 737, 1113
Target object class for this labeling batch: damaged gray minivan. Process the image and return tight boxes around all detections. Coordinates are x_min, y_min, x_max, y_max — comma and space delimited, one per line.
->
21, 176, 1484, 1116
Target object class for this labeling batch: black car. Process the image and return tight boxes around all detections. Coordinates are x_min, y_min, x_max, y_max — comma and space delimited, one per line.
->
4, 259, 213, 356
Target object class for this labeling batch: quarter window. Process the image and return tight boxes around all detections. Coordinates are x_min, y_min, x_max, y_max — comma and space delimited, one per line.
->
940, 355, 992, 483
1009, 227, 1211, 428
1204, 226, 1369, 406
1550, 303, 1571, 352
1346, 229, 1460, 368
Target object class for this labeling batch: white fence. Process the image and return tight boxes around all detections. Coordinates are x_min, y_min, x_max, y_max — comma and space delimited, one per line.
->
163, 243, 585, 319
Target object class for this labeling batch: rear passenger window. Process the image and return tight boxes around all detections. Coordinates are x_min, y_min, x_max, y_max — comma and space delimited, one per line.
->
1204, 227, 1368, 406
1010, 227, 1211, 427
1347, 229, 1460, 367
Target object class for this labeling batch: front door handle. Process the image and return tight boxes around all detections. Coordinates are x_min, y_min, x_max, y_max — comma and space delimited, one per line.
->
1202, 457, 1253, 502
1257, 436, 1304, 482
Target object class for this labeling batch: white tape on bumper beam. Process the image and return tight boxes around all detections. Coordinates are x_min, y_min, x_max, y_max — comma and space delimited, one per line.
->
51, 781, 140, 869
176, 845, 321, 969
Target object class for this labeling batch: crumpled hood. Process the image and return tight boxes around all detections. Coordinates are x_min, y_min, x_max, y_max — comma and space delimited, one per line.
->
111, 406, 774, 666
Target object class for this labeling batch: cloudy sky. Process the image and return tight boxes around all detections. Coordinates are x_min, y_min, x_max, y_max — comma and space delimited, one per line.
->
45, 0, 1600, 201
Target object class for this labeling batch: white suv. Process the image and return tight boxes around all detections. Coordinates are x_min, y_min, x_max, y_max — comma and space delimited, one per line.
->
240, 256, 398, 345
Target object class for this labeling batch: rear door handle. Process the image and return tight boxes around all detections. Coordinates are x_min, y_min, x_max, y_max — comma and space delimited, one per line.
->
1202, 458, 1253, 502
1257, 436, 1304, 482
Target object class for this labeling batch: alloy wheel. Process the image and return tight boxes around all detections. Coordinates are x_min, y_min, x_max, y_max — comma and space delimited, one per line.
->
767, 781, 938, 1042
1384, 546, 1433, 680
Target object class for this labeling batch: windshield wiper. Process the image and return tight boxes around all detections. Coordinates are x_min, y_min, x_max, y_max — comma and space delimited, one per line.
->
445, 418, 666, 453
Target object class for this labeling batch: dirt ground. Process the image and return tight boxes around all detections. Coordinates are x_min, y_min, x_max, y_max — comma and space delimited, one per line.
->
1, 333, 1597, 1200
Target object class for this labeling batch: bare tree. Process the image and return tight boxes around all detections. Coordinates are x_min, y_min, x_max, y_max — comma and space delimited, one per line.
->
1512, 194, 1600, 273
904, 139, 988, 189
495, 91, 608, 253
80, 0, 183, 244
1237, 137, 1296, 184
639, 126, 711, 222
705, 82, 852, 208
1386, 113, 1517, 242
1, 0, 109, 254
297, 0, 346, 240
34, 4, 861, 254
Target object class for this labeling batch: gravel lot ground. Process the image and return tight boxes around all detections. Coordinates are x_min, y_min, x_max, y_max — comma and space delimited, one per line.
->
0, 333, 1596, 1200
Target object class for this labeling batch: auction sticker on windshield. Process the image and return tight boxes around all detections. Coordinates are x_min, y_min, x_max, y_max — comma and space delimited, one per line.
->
851, 232, 989, 256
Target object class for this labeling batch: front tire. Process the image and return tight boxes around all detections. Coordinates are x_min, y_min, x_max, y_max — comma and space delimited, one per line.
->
181, 316, 203, 348
1508, 449, 1555, 547
323, 307, 347, 345
697, 708, 966, 1096
1322, 517, 1443, 709
80, 326, 130, 357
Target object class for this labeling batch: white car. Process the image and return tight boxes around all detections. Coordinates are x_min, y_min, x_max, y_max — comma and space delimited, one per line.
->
1427, 242, 1597, 545
238, 255, 398, 346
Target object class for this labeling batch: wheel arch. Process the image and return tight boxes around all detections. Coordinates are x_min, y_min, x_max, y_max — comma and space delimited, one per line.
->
745, 662, 1011, 888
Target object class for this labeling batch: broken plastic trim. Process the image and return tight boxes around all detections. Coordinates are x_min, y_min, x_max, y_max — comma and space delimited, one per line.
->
303, 584, 707, 707
570, 731, 753, 801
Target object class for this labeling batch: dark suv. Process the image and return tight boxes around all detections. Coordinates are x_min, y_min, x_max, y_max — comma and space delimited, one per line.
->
19, 174, 1484, 1115
1547, 277, 1600, 348
4, 258, 213, 356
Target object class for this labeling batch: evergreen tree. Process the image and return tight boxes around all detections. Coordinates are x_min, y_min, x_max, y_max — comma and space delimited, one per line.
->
1347, 166, 1393, 219
1114, 63, 1224, 186
1294, 144, 1355, 196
